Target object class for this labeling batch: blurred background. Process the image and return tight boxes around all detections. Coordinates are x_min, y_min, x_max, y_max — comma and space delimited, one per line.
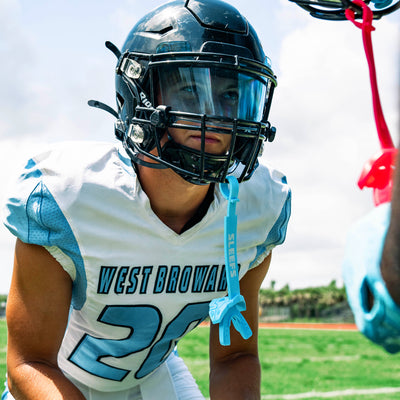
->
0, 0, 398, 294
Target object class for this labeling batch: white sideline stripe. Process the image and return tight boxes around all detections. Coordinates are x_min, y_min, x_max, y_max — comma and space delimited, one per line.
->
205, 387, 400, 400
260, 387, 400, 399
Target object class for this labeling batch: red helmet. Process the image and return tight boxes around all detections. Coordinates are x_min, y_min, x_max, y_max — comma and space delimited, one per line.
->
289, 0, 399, 20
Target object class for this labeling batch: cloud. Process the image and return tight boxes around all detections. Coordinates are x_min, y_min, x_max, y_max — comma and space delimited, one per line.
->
261, 12, 399, 289
0, 1, 398, 293
0, 0, 36, 138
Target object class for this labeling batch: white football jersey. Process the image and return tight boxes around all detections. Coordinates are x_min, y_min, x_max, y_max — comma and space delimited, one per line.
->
3, 141, 291, 392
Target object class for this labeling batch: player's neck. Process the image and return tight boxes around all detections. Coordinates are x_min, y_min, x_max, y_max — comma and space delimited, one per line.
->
137, 164, 211, 234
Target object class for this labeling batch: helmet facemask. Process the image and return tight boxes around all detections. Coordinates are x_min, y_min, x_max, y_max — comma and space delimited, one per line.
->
117, 51, 277, 185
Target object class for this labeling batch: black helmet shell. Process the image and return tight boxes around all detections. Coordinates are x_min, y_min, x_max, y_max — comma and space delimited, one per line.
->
121, 0, 266, 62
114, 0, 277, 184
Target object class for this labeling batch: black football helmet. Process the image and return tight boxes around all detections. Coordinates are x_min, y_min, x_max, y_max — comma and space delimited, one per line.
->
104, 0, 277, 185
288, 0, 399, 20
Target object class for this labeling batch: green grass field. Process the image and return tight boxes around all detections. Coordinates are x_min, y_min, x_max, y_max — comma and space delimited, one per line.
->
178, 326, 400, 400
0, 320, 6, 388
1, 320, 400, 399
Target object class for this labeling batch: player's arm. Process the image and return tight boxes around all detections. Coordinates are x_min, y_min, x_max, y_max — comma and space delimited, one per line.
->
209, 253, 271, 400
6, 239, 86, 400
381, 147, 400, 305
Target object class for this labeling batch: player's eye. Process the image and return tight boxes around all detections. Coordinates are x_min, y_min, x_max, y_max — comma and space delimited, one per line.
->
220, 90, 238, 103
180, 85, 197, 94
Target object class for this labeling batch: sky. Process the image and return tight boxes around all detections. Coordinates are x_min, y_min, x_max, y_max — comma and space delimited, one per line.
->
0, 0, 398, 294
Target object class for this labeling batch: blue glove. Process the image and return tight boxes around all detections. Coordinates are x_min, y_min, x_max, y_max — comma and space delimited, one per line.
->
343, 203, 400, 353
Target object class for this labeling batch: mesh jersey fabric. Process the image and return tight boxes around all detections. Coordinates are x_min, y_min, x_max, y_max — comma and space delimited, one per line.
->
2, 141, 291, 392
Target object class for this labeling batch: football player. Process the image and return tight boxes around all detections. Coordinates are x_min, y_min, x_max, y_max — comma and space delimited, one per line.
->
2, 1, 291, 399
343, 144, 400, 354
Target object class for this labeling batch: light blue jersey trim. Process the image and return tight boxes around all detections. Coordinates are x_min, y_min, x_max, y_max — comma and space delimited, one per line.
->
265, 189, 291, 247
5, 159, 87, 309
1, 380, 13, 400
117, 147, 133, 168
249, 188, 291, 269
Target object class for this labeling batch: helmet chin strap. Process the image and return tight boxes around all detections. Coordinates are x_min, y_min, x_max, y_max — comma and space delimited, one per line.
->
344, 0, 397, 205
128, 154, 168, 170
160, 134, 234, 185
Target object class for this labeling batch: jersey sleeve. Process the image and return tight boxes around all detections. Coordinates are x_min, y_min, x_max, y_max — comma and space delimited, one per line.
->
2, 142, 127, 310
2, 157, 78, 288
5, 159, 65, 245
249, 171, 292, 269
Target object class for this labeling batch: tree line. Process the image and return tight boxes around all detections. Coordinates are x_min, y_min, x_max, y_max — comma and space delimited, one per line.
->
259, 280, 349, 320
1, 282, 350, 321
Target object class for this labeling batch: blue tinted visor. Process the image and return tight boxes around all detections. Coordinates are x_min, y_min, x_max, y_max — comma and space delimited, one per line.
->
157, 66, 271, 122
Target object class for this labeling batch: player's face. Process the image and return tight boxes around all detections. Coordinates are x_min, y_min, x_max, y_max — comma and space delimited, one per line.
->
157, 67, 242, 155
166, 123, 232, 156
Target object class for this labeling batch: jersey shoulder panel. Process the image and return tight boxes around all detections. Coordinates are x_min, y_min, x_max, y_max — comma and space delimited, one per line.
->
2, 141, 134, 245
2, 141, 135, 310
238, 163, 291, 268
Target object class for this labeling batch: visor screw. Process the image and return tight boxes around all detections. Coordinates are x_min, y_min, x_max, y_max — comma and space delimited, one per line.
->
127, 124, 145, 144
126, 60, 142, 79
